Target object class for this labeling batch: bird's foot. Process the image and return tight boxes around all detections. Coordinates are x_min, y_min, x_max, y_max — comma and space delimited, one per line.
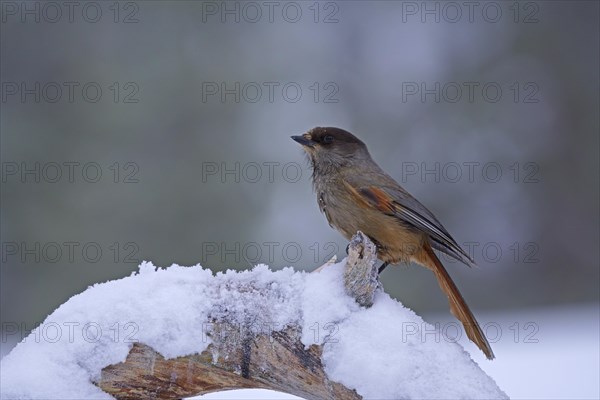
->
378, 262, 389, 274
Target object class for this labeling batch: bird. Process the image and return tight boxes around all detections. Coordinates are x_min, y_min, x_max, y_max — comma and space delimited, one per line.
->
292, 126, 495, 360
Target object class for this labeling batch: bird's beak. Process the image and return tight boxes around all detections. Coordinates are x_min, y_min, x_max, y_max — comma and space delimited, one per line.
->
291, 134, 315, 148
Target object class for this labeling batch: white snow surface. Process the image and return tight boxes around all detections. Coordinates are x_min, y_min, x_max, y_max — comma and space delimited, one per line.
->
0, 260, 506, 399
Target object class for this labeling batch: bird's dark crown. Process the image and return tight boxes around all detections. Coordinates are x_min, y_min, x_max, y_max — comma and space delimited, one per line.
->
307, 127, 366, 148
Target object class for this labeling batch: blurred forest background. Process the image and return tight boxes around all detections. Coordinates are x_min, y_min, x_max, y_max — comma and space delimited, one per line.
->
1, 1, 598, 352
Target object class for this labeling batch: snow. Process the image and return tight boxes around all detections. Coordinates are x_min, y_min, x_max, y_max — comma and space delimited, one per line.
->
428, 305, 600, 400
300, 260, 361, 346
195, 301, 600, 400
0, 260, 506, 399
321, 291, 503, 399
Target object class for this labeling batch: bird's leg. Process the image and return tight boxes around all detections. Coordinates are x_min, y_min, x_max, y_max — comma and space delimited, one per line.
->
378, 262, 389, 274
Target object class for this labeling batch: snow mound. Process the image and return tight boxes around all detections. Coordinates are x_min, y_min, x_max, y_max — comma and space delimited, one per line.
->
0, 260, 507, 399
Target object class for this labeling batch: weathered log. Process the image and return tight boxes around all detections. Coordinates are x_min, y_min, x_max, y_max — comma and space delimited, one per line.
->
343, 231, 380, 308
97, 232, 378, 399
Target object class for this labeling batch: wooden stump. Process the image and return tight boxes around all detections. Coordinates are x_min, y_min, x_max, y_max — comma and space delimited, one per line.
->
97, 232, 378, 399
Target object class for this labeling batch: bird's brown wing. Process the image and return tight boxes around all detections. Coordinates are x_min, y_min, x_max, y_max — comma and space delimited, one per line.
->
345, 181, 476, 268
343, 179, 494, 359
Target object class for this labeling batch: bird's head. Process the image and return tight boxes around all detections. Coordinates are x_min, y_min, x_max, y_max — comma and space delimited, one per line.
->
291, 127, 370, 170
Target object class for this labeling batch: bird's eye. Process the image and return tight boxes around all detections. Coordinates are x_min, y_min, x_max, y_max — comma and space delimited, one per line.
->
323, 135, 334, 144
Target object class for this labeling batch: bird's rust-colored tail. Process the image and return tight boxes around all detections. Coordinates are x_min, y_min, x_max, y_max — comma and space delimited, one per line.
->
416, 243, 495, 360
